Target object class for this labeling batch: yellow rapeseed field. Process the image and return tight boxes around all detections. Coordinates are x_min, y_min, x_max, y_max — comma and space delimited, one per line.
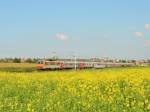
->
0, 67, 150, 112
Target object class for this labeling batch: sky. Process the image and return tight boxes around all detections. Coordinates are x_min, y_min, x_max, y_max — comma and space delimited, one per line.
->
0, 0, 150, 59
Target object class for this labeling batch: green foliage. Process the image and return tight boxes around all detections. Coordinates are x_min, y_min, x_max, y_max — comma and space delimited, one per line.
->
13, 58, 21, 63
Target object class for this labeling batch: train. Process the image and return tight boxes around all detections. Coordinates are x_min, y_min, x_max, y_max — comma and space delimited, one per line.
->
36, 59, 136, 70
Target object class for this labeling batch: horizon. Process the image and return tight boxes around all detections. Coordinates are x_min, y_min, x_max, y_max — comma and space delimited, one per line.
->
0, 56, 149, 61
0, 0, 150, 59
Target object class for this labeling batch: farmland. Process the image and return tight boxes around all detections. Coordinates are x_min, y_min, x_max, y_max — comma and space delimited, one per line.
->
0, 63, 36, 72
0, 64, 150, 112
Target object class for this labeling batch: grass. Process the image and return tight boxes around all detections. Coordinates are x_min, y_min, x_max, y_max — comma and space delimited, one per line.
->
0, 63, 36, 68
0, 63, 36, 72
0, 64, 150, 112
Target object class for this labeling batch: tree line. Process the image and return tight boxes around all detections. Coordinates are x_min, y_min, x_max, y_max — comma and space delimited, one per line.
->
0, 58, 40, 63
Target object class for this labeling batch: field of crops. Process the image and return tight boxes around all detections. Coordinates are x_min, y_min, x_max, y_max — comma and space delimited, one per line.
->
0, 63, 36, 72
0, 66, 150, 112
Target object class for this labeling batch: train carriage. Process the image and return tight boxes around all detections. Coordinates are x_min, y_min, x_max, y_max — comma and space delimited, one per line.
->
36, 59, 136, 70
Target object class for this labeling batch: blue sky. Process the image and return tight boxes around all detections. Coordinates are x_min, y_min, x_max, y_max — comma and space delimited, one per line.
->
0, 0, 150, 59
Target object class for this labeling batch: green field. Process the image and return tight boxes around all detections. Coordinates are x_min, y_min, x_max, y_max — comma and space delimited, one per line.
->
0, 63, 36, 72
0, 64, 150, 112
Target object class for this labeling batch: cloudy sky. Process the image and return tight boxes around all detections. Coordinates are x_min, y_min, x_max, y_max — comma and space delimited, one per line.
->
0, 0, 150, 59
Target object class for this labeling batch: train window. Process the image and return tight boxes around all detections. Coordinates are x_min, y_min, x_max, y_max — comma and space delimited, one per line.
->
56, 62, 60, 65
70, 63, 74, 66
44, 61, 60, 65
49, 62, 55, 65
45, 62, 50, 65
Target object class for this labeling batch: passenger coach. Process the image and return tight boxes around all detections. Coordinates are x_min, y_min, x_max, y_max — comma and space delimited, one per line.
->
36, 59, 135, 70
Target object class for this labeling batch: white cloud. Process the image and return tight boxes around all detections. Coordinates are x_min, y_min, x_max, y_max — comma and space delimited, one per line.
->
134, 32, 144, 38
144, 24, 150, 30
56, 33, 68, 41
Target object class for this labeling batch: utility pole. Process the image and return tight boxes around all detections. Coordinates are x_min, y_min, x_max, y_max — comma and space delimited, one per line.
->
74, 55, 77, 70
70, 52, 77, 70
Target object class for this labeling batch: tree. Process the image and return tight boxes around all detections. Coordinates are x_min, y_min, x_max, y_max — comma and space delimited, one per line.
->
13, 58, 21, 63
